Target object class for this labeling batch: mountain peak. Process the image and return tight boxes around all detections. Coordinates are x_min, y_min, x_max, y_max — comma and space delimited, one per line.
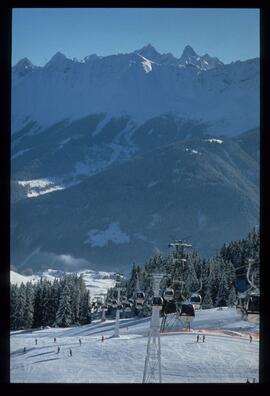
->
44, 52, 72, 70
14, 57, 33, 67
13, 58, 35, 77
178, 46, 224, 70
180, 45, 197, 59
140, 43, 157, 51
48, 51, 67, 63
136, 44, 160, 60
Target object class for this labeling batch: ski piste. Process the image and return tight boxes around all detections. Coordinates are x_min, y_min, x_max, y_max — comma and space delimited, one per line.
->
10, 236, 260, 383
10, 306, 259, 383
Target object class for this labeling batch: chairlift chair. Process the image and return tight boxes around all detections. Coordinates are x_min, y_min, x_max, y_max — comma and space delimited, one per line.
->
190, 293, 202, 309
111, 299, 118, 309
179, 303, 195, 323
245, 291, 259, 323
152, 296, 163, 307
236, 291, 259, 323
163, 287, 174, 302
135, 301, 143, 310
135, 291, 145, 304
123, 302, 132, 313
239, 258, 260, 323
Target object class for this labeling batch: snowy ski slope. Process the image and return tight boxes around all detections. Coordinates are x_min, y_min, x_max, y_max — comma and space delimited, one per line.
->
10, 307, 259, 383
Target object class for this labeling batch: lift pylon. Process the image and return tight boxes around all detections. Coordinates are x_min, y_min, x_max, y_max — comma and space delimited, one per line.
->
142, 273, 165, 383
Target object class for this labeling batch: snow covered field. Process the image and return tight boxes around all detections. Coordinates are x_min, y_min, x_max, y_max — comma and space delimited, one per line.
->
10, 307, 259, 383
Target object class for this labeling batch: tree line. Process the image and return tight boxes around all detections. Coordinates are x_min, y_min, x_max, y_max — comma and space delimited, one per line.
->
116, 228, 259, 315
11, 228, 259, 328
10, 273, 91, 330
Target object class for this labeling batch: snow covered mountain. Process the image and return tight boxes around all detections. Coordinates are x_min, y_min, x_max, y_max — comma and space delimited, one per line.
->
11, 45, 260, 272
178, 45, 224, 70
12, 44, 259, 136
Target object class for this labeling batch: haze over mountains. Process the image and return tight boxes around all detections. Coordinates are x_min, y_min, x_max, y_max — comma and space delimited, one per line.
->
11, 45, 260, 273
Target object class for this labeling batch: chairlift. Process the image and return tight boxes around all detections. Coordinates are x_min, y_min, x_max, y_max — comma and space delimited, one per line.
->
179, 303, 195, 323
190, 293, 202, 309
123, 302, 132, 313
244, 291, 259, 323
236, 293, 246, 314
152, 296, 163, 307
135, 291, 145, 304
111, 299, 118, 309
161, 299, 177, 316
236, 290, 259, 323
135, 301, 143, 310
163, 287, 174, 302
236, 259, 259, 323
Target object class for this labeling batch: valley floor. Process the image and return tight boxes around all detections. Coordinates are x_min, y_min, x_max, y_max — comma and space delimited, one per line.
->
10, 307, 259, 383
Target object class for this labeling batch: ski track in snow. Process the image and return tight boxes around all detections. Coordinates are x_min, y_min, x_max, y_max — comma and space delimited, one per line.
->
10, 308, 259, 383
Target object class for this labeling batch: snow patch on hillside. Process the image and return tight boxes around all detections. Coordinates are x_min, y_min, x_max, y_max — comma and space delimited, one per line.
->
92, 115, 111, 137
137, 53, 154, 73
10, 271, 39, 285
11, 148, 32, 160
185, 148, 200, 154
205, 138, 223, 144
84, 222, 130, 247
10, 269, 116, 297
18, 178, 65, 197
79, 270, 115, 296
58, 137, 72, 150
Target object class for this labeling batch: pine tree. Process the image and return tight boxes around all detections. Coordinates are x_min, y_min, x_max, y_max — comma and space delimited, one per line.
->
56, 284, 73, 327
71, 275, 81, 324
10, 284, 19, 330
226, 286, 237, 307
32, 281, 44, 328
41, 280, 52, 326
207, 257, 221, 304
49, 279, 61, 326
14, 283, 27, 329
79, 290, 91, 325
183, 260, 199, 297
23, 282, 34, 328
215, 274, 229, 307
202, 287, 213, 309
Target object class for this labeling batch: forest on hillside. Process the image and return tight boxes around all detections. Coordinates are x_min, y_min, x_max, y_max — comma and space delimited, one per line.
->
11, 228, 259, 330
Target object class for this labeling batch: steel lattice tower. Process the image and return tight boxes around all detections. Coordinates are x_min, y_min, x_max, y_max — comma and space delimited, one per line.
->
142, 274, 164, 383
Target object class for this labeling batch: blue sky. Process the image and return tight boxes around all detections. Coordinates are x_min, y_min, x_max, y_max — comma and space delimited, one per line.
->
12, 8, 260, 66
